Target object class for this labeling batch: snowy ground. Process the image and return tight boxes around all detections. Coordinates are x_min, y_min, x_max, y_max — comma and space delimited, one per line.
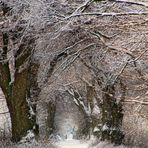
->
52, 133, 126, 148
0, 89, 11, 133
54, 139, 90, 148
53, 138, 126, 148
0, 89, 126, 148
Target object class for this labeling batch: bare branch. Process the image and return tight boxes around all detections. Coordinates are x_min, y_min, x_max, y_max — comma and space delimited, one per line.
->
123, 100, 148, 105
113, 61, 129, 83
0, 111, 9, 115
72, 0, 94, 15
129, 49, 148, 63
110, 0, 148, 8
52, 43, 96, 79
65, 11, 148, 20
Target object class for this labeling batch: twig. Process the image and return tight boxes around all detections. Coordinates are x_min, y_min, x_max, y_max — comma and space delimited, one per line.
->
113, 61, 129, 84
129, 49, 148, 63
65, 11, 148, 20
123, 100, 148, 105
46, 39, 87, 81
43, 43, 96, 86
54, 43, 96, 75
72, 0, 94, 14
79, 77, 94, 87
90, 31, 119, 40
112, 48, 148, 84
107, 46, 133, 56
0, 111, 9, 115
110, 0, 148, 8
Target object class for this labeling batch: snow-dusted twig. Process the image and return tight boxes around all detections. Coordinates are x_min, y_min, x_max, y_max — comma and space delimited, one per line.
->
72, 0, 94, 15
45, 39, 89, 80
79, 77, 94, 87
67, 87, 91, 115
112, 61, 129, 84
129, 48, 148, 63
89, 31, 135, 56
123, 100, 148, 105
62, 43, 96, 69
0, 111, 9, 114
52, 43, 96, 78
90, 31, 116, 40
112, 48, 148, 84
65, 11, 148, 20
110, 0, 148, 8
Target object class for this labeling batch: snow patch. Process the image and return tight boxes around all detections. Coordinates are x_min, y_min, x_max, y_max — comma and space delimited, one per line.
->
93, 126, 100, 132
20, 130, 35, 143
54, 139, 90, 148
92, 105, 100, 116
102, 124, 109, 131
26, 97, 35, 118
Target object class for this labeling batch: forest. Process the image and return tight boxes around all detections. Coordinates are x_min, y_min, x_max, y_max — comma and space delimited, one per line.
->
0, 0, 148, 147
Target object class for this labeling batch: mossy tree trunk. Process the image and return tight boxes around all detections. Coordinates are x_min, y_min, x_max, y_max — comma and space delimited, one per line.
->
0, 32, 38, 142
100, 85, 124, 145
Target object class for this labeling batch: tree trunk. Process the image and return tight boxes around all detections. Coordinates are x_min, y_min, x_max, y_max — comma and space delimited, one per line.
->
0, 32, 38, 142
10, 67, 37, 142
100, 85, 124, 145
46, 102, 56, 136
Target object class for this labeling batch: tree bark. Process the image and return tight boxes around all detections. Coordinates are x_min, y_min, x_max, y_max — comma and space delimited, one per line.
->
46, 102, 56, 136
10, 65, 37, 142
0, 32, 38, 142
100, 85, 124, 145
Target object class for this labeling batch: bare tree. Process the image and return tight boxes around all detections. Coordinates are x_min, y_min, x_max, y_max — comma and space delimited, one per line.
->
0, 0, 147, 145
0, 1, 39, 142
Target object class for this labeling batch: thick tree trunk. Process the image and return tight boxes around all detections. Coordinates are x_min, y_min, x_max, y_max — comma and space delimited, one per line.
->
10, 68, 37, 142
46, 102, 56, 136
0, 32, 38, 142
100, 85, 124, 145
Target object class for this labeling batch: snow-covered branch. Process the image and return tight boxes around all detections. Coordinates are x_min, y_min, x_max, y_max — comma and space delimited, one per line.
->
65, 11, 148, 19
110, 0, 148, 8
123, 100, 148, 105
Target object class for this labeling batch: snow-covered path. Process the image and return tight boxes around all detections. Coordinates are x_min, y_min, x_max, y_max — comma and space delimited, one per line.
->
54, 138, 126, 148
54, 139, 90, 148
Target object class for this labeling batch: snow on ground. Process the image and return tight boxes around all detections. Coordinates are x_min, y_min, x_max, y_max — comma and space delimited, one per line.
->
54, 135, 98, 148
53, 135, 127, 148
54, 139, 90, 148
0, 89, 126, 148
54, 139, 127, 148
0, 89, 11, 133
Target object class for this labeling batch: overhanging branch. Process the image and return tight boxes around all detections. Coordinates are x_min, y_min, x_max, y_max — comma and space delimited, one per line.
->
110, 0, 148, 8
65, 11, 148, 19
123, 100, 148, 105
